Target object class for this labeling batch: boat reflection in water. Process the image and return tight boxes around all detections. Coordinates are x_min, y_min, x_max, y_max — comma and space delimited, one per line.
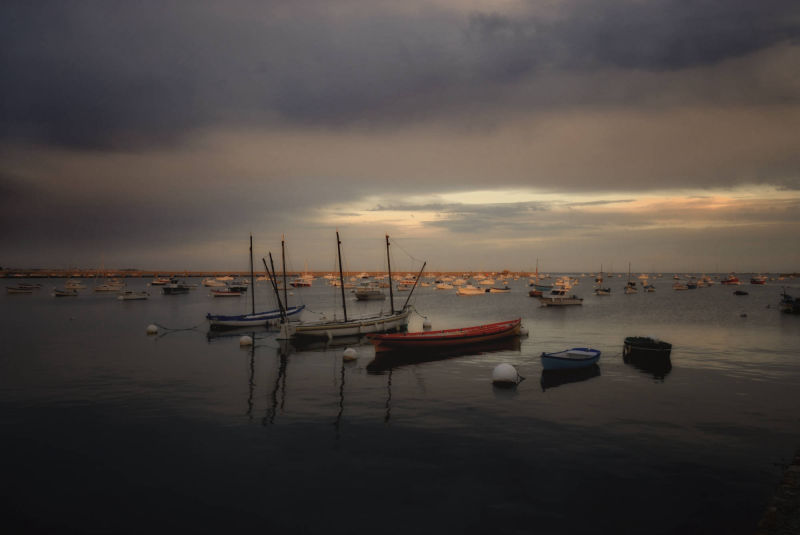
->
622, 337, 673, 380
540, 364, 601, 391
366, 337, 521, 373
623, 351, 672, 380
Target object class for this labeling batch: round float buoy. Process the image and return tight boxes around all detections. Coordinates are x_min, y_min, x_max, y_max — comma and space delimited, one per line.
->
146, 324, 158, 335
423, 317, 432, 331
492, 363, 520, 386
519, 326, 529, 337
343, 347, 357, 361
239, 335, 253, 346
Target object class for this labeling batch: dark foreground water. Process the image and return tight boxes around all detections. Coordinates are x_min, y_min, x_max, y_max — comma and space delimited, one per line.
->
2, 276, 799, 534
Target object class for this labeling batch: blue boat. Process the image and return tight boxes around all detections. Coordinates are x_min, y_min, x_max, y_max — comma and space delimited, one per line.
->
541, 347, 601, 371
207, 305, 305, 329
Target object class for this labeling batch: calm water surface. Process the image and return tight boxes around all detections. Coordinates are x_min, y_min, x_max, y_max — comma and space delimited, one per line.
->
2, 276, 799, 534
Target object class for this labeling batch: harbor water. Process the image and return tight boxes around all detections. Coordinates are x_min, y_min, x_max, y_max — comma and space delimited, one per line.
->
2, 276, 799, 534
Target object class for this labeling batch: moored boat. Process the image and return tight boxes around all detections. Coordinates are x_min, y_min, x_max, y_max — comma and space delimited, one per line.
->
53, 288, 79, 297
6, 286, 34, 294
487, 286, 511, 293
750, 275, 767, 285
538, 287, 583, 306
354, 282, 385, 301
210, 288, 242, 297
280, 233, 421, 340
623, 336, 672, 358
208, 305, 306, 329
541, 348, 601, 370
721, 273, 741, 285
367, 318, 521, 353
162, 278, 191, 294
779, 290, 800, 314
456, 284, 484, 296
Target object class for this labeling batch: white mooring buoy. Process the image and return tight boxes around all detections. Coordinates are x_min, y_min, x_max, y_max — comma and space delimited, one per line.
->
343, 347, 358, 362
239, 335, 253, 346
519, 326, 529, 337
422, 317, 432, 331
492, 363, 521, 386
146, 324, 158, 335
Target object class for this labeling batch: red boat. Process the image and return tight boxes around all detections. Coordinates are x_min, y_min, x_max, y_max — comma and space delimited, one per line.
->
721, 273, 740, 285
367, 318, 521, 353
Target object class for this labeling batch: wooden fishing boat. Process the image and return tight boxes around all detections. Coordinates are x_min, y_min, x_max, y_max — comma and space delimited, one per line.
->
281, 233, 422, 340
367, 318, 521, 353
540, 347, 601, 370
208, 305, 306, 329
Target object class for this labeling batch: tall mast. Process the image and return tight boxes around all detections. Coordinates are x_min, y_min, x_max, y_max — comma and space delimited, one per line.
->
386, 234, 394, 314
336, 231, 348, 322
263, 256, 286, 322
281, 235, 288, 309
249, 235, 255, 315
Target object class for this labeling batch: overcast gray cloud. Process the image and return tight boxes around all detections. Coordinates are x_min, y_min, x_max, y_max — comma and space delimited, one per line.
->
2, 1, 800, 271
2, 0, 799, 149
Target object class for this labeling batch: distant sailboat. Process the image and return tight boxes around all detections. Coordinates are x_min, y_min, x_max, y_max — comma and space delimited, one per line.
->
624, 263, 638, 294
594, 265, 611, 295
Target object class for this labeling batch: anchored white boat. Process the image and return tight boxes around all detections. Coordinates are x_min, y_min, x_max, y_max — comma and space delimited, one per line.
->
538, 287, 583, 306
457, 284, 484, 296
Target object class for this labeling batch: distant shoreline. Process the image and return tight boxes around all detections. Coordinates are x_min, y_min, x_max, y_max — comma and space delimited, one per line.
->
1, 269, 798, 279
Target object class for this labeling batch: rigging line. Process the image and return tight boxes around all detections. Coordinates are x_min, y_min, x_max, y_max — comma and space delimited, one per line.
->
153, 322, 203, 332
388, 238, 425, 265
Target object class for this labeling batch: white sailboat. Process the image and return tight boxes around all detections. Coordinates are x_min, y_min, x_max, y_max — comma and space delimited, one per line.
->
279, 233, 422, 340
624, 263, 638, 294
594, 265, 611, 296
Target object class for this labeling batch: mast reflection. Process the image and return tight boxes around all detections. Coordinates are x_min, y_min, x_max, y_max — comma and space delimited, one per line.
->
623, 352, 672, 380
264, 343, 290, 426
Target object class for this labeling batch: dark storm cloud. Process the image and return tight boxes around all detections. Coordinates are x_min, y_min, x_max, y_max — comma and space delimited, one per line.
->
2, 0, 798, 149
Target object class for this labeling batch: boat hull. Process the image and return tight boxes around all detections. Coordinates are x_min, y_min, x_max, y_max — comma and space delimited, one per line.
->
208, 305, 305, 329
541, 348, 601, 370
289, 309, 411, 339
367, 319, 521, 353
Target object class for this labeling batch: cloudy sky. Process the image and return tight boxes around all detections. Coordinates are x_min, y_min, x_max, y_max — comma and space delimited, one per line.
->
2, 0, 799, 273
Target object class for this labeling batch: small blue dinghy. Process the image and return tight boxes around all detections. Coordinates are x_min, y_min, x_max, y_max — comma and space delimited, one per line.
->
541, 347, 601, 371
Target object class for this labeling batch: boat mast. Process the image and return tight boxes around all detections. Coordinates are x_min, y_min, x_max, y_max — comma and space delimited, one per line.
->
386, 234, 394, 314
401, 261, 426, 311
249, 235, 255, 315
336, 231, 348, 322
281, 235, 288, 309
264, 254, 286, 322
